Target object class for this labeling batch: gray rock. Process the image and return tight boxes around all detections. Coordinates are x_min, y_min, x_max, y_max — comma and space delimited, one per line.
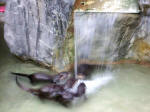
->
4, 0, 75, 71
127, 1, 150, 61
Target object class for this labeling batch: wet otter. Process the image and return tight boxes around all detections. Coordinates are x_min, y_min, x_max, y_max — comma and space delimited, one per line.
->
11, 72, 71, 84
15, 76, 86, 105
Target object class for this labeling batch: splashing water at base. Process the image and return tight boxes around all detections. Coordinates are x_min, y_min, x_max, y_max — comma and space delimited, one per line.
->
83, 72, 113, 95
69, 72, 113, 96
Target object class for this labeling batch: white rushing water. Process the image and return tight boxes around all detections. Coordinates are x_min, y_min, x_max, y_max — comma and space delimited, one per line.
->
69, 72, 113, 95
74, 12, 119, 77
73, 0, 141, 98
74, 12, 120, 98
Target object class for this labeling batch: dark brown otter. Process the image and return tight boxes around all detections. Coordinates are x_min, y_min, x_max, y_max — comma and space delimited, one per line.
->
15, 76, 86, 105
11, 72, 53, 84
11, 72, 71, 84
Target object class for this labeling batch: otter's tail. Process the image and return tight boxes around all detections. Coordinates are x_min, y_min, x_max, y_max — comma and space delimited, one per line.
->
11, 72, 30, 78
15, 76, 38, 95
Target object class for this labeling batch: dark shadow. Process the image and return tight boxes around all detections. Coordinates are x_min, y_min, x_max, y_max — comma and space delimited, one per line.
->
0, 22, 10, 56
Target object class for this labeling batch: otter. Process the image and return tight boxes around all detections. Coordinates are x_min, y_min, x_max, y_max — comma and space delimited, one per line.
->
11, 72, 71, 84
15, 76, 86, 105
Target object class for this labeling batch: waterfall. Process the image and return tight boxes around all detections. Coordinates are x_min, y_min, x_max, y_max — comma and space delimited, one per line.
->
73, 0, 140, 95
74, 12, 119, 77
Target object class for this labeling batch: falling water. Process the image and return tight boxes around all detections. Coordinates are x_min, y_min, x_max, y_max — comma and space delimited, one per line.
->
73, 0, 140, 95
74, 12, 119, 78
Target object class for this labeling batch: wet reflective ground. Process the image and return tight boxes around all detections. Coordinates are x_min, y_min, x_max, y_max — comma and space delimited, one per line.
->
0, 23, 150, 112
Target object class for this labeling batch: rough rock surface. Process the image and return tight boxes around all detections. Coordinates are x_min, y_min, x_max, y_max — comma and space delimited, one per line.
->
4, 0, 75, 72
127, 2, 150, 61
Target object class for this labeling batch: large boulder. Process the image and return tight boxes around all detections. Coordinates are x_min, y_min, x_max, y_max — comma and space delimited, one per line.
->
4, 0, 75, 72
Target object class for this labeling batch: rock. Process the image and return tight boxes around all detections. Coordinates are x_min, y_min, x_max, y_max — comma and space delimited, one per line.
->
128, 38, 150, 61
4, 0, 75, 72
127, 2, 150, 61
115, 14, 140, 59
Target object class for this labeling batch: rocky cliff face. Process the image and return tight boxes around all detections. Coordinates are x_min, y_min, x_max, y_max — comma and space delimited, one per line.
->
127, 1, 150, 61
4, 0, 75, 71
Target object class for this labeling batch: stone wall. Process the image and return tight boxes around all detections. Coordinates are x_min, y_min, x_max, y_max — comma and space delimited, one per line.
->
127, 1, 150, 61
4, 0, 75, 72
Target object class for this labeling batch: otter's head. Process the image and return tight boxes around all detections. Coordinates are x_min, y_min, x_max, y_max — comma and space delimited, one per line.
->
53, 72, 72, 85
